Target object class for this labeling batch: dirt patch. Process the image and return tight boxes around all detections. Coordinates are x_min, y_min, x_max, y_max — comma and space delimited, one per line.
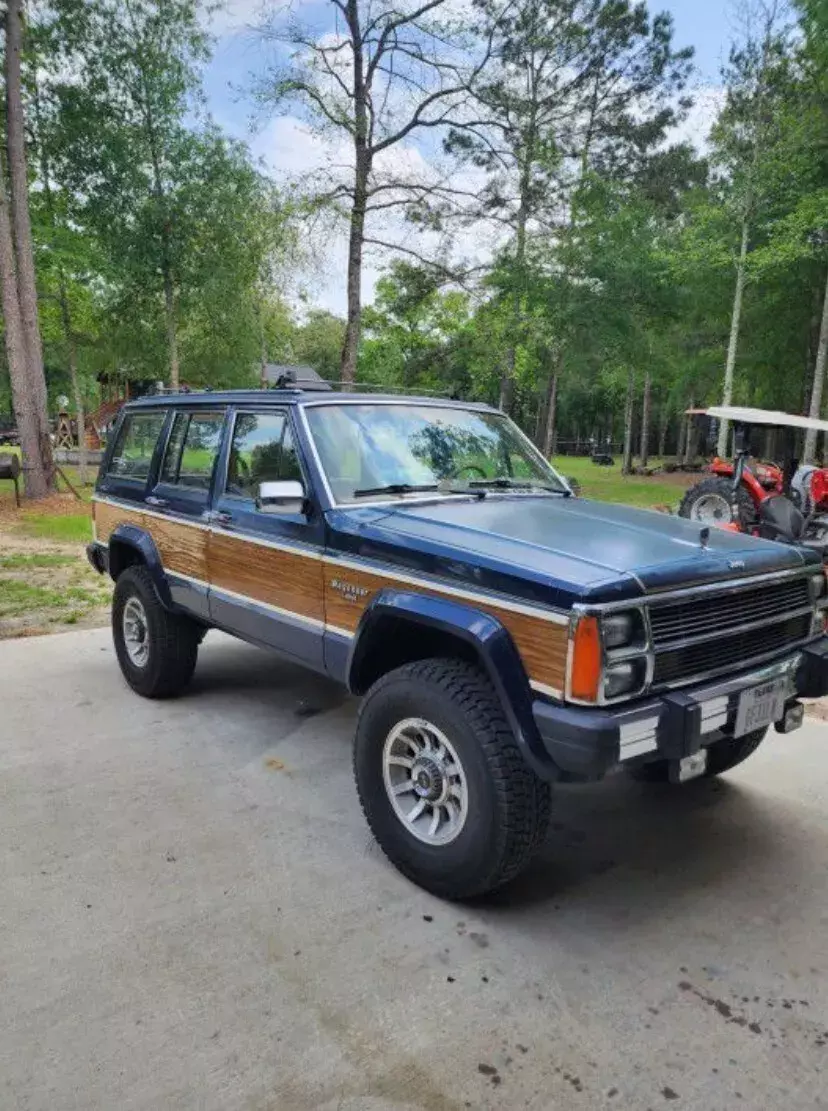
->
0, 490, 90, 521
652, 470, 703, 489
0, 507, 109, 639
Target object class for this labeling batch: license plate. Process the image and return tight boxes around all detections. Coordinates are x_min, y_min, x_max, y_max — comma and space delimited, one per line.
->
734, 678, 787, 737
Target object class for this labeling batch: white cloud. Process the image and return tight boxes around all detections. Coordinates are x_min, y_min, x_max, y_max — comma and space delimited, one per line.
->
670, 84, 727, 151
206, 0, 267, 38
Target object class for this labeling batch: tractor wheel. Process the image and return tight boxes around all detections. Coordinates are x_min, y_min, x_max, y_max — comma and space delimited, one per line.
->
678, 476, 756, 530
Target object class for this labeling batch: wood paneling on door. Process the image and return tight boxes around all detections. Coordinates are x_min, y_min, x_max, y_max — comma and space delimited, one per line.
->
208, 531, 324, 622
94, 501, 208, 581
322, 559, 567, 692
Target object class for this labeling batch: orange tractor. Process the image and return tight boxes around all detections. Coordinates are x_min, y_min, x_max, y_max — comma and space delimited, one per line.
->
679, 406, 828, 553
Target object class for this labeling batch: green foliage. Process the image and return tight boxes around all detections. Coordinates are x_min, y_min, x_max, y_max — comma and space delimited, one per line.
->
294, 311, 347, 381
17, 514, 93, 543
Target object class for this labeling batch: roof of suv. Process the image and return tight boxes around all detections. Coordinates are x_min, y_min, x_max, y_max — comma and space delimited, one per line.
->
125, 389, 496, 411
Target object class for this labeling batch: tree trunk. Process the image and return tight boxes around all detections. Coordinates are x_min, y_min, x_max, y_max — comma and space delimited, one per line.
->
5, 0, 53, 490
500, 128, 534, 414
622, 368, 634, 475
683, 397, 695, 466
33, 68, 86, 482
60, 286, 88, 484
804, 265, 828, 464
341, 176, 367, 386
163, 267, 180, 390
258, 294, 268, 386
658, 407, 670, 459
677, 406, 687, 462
533, 400, 544, 446
0, 156, 48, 497
134, 39, 178, 389
640, 372, 651, 467
541, 367, 559, 458
717, 216, 749, 456
340, 0, 368, 388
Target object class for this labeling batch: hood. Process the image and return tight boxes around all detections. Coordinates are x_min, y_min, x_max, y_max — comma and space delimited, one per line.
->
326, 494, 815, 609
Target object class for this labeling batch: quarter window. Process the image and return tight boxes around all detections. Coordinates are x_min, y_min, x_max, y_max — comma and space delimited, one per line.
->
160, 411, 225, 489
108, 411, 167, 479
225, 412, 302, 499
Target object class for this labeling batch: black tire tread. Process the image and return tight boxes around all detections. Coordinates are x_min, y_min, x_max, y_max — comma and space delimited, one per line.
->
112, 565, 199, 698
354, 658, 551, 899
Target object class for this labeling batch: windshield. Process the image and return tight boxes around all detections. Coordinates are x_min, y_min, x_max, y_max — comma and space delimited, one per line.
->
303, 402, 567, 504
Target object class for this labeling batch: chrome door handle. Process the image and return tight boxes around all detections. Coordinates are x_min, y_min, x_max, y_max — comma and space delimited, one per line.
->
146, 496, 169, 508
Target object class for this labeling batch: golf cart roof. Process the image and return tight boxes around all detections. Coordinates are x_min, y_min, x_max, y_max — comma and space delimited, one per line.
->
689, 405, 828, 434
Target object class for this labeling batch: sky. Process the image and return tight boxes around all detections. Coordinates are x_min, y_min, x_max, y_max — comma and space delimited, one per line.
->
200, 0, 737, 314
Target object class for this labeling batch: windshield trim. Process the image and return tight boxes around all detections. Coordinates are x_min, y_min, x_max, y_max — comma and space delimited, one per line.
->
296, 399, 569, 509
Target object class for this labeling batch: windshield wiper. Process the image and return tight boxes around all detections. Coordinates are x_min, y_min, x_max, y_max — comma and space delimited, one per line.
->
352, 482, 441, 499
464, 478, 567, 494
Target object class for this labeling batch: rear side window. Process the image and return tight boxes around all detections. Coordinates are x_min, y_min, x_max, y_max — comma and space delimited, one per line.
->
160, 411, 225, 490
225, 411, 302, 499
108, 411, 167, 479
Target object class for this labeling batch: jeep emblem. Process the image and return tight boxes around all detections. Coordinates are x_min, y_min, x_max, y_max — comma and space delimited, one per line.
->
728, 559, 746, 571
330, 578, 369, 603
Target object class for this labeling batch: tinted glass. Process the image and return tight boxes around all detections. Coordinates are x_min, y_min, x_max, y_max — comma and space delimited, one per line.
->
160, 411, 224, 489
305, 403, 564, 502
225, 412, 302, 499
108, 411, 167, 479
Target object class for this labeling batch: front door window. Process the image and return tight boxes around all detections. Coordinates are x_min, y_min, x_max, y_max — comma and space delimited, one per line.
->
225, 412, 302, 499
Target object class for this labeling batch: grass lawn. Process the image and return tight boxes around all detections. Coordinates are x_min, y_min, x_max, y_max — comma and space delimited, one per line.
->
17, 512, 93, 543
0, 449, 104, 636
552, 455, 694, 511
0, 545, 111, 637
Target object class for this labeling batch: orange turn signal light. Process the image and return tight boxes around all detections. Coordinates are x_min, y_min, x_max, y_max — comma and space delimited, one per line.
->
569, 615, 602, 702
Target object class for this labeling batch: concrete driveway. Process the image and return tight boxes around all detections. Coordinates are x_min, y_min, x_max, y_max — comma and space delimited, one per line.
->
1, 628, 827, 1111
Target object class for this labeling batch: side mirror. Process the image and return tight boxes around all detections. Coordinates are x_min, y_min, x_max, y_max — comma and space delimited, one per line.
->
257, 479, 306, 515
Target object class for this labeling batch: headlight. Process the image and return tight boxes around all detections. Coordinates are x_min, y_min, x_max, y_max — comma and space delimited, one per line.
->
603, 612, 635, 648
602, 609, 645, 649
604, 658, 647, 700
809, 572, 827, 601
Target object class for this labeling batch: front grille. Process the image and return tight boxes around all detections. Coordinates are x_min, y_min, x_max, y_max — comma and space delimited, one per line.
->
652, 612, 812, 686
649, 578, 811, 646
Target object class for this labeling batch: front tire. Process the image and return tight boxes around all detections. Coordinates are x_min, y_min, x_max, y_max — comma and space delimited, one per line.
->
112, 565, 200, 698
354, 659, 551, 899
629, 728, 768, 783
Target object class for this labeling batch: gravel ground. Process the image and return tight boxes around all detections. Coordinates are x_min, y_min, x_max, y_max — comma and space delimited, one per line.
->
1, 628, 827, 1111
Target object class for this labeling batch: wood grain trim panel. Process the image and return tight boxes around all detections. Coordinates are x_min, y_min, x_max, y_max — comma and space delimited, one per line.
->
322, 560, 568, 692
94, 498, 567, 691
208, 531, 324, 623
94, 501, 208, 580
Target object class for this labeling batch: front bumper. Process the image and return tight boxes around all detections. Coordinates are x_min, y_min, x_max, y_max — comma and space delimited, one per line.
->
532, 640, 828, 780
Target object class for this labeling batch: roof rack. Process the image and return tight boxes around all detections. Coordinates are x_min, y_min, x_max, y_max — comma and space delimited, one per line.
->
306, 379, 459, 399
145, 378, 464, 401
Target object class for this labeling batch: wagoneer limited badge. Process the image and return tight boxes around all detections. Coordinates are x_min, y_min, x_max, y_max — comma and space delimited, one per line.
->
330, 578, 369, 603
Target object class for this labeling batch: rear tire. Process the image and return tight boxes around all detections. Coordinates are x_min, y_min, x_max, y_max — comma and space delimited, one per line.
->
679, 476, 756, 529
354, 658, 551, 899
628, 728, 768, 783
112, 565, 200, 698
